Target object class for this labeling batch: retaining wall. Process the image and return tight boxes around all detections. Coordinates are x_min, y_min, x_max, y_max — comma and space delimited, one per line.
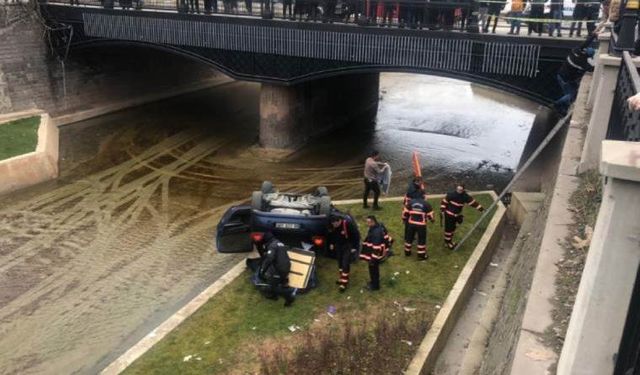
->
0, 111, 59, 195
0, 5, 223, 117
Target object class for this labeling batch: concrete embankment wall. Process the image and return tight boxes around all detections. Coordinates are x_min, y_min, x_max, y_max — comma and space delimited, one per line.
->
0, 4, 223, 117
0, 111, 58, 195
478, 77, 591, 374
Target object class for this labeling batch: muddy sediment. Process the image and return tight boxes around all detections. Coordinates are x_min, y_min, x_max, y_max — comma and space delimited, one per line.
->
0, 75, 537, 374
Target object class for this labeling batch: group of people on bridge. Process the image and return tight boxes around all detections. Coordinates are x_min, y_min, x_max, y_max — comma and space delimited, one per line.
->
67, 0, 610, 37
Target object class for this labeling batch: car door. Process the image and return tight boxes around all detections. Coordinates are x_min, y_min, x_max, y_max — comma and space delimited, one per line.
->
216, 205, 253, 253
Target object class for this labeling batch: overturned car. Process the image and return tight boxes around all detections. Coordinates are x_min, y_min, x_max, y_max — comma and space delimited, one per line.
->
216, 181, 339, 294
216, 181, 334, 254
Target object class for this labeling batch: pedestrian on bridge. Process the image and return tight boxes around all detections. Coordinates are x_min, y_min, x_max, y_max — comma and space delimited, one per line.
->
570, 0, 600, 37
189, 0, 200, 13
527, 0, 545, 36
323, 0, 337, 22
283, 0, 292, 18
478, 0, 489, 31
508, 0, 524, 34
548, 0, 564, 37
204, 0, 217, 12
483, 0, 505, 33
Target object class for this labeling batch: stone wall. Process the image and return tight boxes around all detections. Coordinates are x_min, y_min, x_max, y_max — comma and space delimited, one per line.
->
259, 73, 379, 149
0, 112, 58, 195
0, 4, 222, 117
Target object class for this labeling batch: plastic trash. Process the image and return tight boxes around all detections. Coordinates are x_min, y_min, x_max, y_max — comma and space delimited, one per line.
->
403, 307, 417, 312
327, 305, 337, 315
183, 355, 193, 362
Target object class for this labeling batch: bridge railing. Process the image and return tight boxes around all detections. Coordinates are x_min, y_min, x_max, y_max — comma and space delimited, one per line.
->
607, 51, 640, 141
41, 0, 598, 35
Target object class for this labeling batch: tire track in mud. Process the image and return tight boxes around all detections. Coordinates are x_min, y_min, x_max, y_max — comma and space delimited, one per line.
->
0, 128, 363, 375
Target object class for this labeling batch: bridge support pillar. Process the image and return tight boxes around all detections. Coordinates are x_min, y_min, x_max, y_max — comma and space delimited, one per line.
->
557, 141, 640, 375
259, 73, 379, 149
579, 54, 621, 172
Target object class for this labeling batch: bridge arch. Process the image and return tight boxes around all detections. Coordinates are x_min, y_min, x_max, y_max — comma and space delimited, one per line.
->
72, 39, 556, 106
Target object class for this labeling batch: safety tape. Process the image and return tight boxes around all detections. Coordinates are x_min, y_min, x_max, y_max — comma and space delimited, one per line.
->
477, 0, 602, 4
496, 14, 601, 22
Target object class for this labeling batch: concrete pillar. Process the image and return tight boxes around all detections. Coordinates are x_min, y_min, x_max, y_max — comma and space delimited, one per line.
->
558, 141, 640, 375
579, 54, 621, 172
259, 73, 379, 149
587, 29, 612, 109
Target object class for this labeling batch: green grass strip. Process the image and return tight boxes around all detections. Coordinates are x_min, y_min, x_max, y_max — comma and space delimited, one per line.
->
125, 194, 495, 375
0, 116, 41, 161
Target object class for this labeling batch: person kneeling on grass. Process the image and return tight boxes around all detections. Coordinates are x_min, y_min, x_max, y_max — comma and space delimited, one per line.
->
258, 232, 295, 307
360, 215, 393, 291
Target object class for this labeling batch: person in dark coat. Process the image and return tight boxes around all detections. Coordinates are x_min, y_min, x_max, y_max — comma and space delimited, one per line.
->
329, 213, 361, 292
553, 34, 597, 114
402, 192, 435, 260
360, 215, 393, 291
440, 184, 484, 250
548, 0, 564, 37
483, 0, 505, 33
258, 232, 295, 306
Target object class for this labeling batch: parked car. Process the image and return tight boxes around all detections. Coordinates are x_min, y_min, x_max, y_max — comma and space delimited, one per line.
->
216, 181, 333, 253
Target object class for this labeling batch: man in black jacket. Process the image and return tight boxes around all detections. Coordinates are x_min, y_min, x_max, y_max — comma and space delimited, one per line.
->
402, 192, 435, 260
258, 232, 295, 306
360, 215, 393, 291
440, 184, 484, 250
553, 34, 596, 115
329, 213, 361, 292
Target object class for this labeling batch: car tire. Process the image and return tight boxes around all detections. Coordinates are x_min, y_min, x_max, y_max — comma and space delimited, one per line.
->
261, 181, 274, 194
318, 196, 332, 215
251, 191, 263, 210
316, 186, 329, 197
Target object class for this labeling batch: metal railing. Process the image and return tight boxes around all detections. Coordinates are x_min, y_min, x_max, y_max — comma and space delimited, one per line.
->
607, 51, 640, 141
41, 0, 601, 36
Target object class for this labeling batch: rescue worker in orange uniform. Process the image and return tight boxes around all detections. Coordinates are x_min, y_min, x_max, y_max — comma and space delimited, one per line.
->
440, 184, 484, 249
402, 191, 435, 260
403, 176, 425, 205
360, 215, 393, 291
329, 213, 361, 292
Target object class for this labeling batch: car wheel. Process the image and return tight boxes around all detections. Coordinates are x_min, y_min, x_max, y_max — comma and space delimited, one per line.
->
318, 196, 332, 215
316, 186, 329, 197
251, 191, 263, 210
261, 181, 274, 194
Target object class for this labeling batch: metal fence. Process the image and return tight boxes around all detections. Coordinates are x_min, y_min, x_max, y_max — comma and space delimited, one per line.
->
607, 51, 640, 141
41, 0, 594, 34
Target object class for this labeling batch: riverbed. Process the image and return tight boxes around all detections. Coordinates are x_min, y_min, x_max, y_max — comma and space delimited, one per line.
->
0, 73, 537, 374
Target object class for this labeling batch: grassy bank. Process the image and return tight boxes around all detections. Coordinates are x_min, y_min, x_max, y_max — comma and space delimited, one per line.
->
125, 194, 495, 375
546, 170, 602, 355
0, 116, 40, 160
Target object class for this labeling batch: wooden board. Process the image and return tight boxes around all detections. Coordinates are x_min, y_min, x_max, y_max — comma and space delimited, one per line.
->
287, 248, 316, 289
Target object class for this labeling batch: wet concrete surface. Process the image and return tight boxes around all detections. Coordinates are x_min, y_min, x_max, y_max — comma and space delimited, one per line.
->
0, 74, 537, 374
